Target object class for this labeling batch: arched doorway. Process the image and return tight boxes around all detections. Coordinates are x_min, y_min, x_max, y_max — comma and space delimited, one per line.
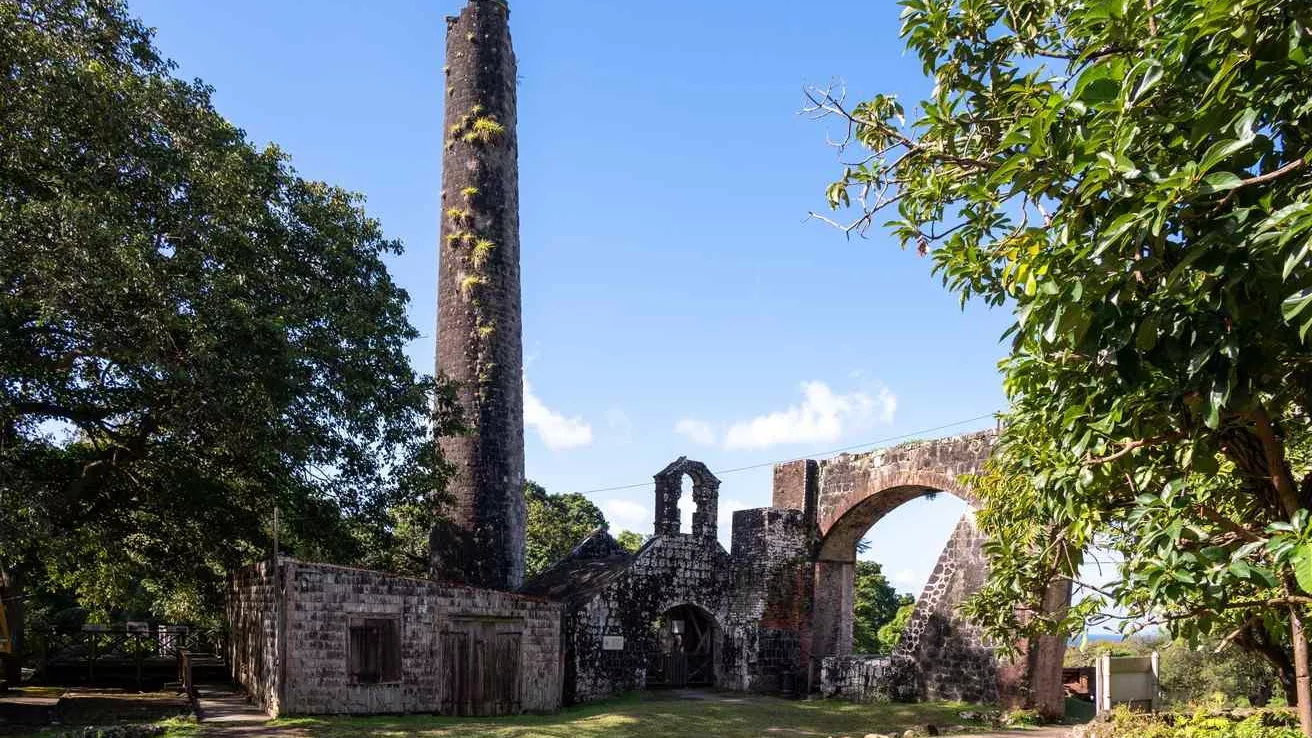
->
648, 604, 717, 688
812, 471, 978, 662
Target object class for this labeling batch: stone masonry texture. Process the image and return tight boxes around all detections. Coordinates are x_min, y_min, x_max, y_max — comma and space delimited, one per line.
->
770, 431, 1067, 716
432, 0, 526, 590
523, 462, 733, 704
232, 434, 1068, 716
228, 560, 561, 716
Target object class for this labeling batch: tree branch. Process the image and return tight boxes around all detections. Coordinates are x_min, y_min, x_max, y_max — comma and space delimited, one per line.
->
1219, 158, 1307, 205
1084, 433, 1182, 465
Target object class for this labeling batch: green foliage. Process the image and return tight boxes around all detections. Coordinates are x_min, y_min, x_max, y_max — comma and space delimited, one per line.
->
524, 482, 606, 578
0, 0, 458, 633
852, 561, 913, 654
472, 239, 496, 269
815, 0, 1312, 708
1000, 708, 1042, 727
462, 117, 505, 146
1159, 639, 1286, 708
615, 530, 646, 553
877, 600, 916, 653
1082, 707, 1301, 738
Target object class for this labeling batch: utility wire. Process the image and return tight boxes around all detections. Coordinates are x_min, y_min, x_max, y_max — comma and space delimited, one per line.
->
257, 411, 1001, 514
570, 412, 1000, 496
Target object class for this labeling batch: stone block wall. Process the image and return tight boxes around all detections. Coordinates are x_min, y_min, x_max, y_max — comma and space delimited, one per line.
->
892, 513, 999, 704
228, 561, 281, 714
228, 559, 562, 716
819, 655, 901, 701
725, 508, 813, 692
566, 534, 732, 703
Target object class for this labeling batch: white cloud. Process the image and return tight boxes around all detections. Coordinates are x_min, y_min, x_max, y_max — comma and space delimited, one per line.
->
892, 568, 919, 586
523, 377, 593, 450
722, 381, 897, 450
674, 418, 716, 446
602, 498, 650, 532
605, 407, 634, 446
718, 498, 749, 539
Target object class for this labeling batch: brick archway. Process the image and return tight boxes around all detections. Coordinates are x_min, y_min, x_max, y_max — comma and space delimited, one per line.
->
815, 469, 976, 563
768, 429, 1069, 717
804, 434, 994, 675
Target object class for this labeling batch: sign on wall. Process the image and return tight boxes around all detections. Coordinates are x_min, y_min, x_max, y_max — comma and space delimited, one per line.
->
602, 635, 625, 651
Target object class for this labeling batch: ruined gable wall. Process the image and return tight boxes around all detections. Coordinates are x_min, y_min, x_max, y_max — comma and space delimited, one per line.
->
893, 513, 998, 702
818, 514, 998, 703
568, 535, 732, 703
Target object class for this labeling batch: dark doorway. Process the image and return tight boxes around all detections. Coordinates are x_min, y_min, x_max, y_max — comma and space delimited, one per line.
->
647, 604, 715, 688
439, 619, 522, 716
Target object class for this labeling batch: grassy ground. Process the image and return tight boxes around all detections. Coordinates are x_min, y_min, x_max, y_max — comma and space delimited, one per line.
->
267, 692, 987, 738
0, 689, 191, 738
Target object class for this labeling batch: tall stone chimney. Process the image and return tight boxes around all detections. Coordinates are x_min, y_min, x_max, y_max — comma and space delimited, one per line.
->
431, 0, 525, 590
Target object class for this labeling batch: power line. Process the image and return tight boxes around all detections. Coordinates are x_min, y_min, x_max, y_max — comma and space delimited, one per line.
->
571, 412, 1000, 496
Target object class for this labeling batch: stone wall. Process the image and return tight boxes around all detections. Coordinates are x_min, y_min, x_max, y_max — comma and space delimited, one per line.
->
891, 514, 998, 703
228, 559, 562, 716
564, 534, 733, 703
725, 507, 813, 692
227, 561, 280, 714
819, 655, 901, 701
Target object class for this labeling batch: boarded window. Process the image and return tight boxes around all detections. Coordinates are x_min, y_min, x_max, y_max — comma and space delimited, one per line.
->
348, 617, 401, 684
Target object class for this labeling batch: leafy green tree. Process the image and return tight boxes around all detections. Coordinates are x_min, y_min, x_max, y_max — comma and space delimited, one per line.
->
853, 561, 912, 654
1158, 637, 1285, 707
812, 0, 1312, 727
0, 0, 457, 681
615, 529, 646, 553
877, 600, 916, 653
524, 482, 607, 577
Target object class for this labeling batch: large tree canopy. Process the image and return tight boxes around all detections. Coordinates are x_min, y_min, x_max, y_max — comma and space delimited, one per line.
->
0, 0, 456, 670
813, 0, 1312, 728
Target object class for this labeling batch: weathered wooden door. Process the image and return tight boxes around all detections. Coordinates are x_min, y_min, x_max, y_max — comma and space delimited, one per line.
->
648, 605, 716, 688
439, 620, 522, 716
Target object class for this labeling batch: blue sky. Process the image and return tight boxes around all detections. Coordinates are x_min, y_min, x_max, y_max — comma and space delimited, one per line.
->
128, 0, 1015, 598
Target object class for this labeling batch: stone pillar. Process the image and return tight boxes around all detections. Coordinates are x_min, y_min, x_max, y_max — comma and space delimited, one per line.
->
811, 559, 856, 660
772, 459, 819, 531
431, 0, 526, 591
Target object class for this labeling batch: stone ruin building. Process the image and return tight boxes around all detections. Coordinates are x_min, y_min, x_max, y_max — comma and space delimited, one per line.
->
225, 0, 1068, 720
228, 432, 1068, 716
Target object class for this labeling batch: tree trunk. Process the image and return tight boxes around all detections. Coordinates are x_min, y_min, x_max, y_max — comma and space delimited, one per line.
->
0, 566, 23, 686
1237, 620, 1299, 705
1291, 606, 1312, 736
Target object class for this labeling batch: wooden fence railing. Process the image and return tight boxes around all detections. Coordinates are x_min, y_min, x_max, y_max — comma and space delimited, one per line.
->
35, 626, 226, 689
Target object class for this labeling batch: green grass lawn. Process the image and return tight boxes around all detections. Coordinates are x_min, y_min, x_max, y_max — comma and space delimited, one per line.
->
269, 692, 987, 738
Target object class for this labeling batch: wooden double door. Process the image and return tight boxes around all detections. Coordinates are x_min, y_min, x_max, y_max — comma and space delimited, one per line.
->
439, 619, 522, 716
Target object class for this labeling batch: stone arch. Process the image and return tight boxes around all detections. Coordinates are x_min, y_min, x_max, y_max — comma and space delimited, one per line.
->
649, 601, 721, 688
768, 433, 1000, 696
774, 430, 1069, 716
816, 469, 977, 562
653, 457, 719, 539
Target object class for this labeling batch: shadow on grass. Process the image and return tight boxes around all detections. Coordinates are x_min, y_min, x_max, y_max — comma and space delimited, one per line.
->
271, 693, 983, 738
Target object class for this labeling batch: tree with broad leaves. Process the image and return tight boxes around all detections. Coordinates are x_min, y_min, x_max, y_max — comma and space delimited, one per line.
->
811, 0, 1312, 730
524, 482, 607, 578
0, 0, 459, 682
853, 561, 913, 654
